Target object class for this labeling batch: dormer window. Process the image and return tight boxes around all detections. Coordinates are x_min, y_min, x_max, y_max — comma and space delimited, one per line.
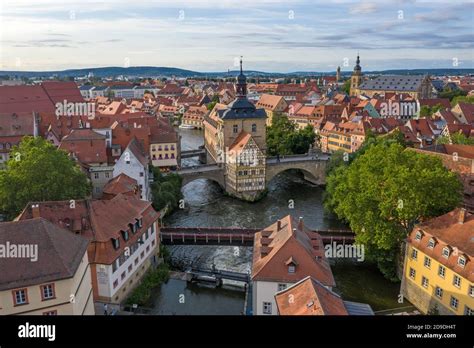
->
458, 256, 467, 268
138, 218, 143, 228
130, 223, 137, 234
121, 230, 129, 241
428, 238, 436, 249
442, 247, 451, 258
285, 256, 297, 274
111, 238, 120, 250
415, 231, 423, 241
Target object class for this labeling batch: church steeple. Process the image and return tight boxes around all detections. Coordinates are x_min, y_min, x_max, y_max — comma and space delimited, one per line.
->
236, 56, 247, 98
350, 53, 362, 97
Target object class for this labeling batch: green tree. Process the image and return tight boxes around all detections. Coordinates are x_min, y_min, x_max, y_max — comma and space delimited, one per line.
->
0, 136, 91, 220
451, 95, 474, 106
439, 87, 466, 101
342, 79, 351, 95
150, 168, 183, 213
207, 101, 218, 111
325, 141, 462, 280
437, 132, 474, 145
266, 116, 316, 156
419, 104, 443, 117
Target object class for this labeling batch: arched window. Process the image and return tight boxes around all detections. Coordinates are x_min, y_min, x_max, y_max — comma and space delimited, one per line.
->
252, 124, 257, 132
233, 125, 238, 133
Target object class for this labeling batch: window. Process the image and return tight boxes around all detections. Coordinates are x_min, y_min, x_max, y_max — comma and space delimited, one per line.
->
458, 256, 466, 267
105, 172, 110, 179
144, 231, 149, 240
113, 280, 118, 289
409, 268, 416, 279
141, 251, 145, 259
435, 287, 443, 298
121, 230, 129, 241
423, 256, 431, 269
263, 302, 272, 314
43, 310, 57, 315
288, 265, 295, 273
150, 223, 155, 234
134, 258, 139, 266
13, 289, 28, 306
469, 285, 474, 297
152, 240, 155, 247
438, 265, 446, 278
112, 238, 120, 250
233, 125, 238, 133
94, 172, 99, 179
251, 124, 257, 132
411, 249, 418, 260
41, 284, 55, 301
415, 231, 422, 240
442, 247, 451, 258
465, 306, 474, 316
139, 172, 144, 177
277, 284, 287, 292
128, 264, 132, 272
428, 238, 435, 249
421, 276, 429, 288
450, 296, 459, 310
121, 272, 126, 280
453, 275, 461, 288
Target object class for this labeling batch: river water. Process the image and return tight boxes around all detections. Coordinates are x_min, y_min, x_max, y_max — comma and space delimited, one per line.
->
149, 129, 405, 314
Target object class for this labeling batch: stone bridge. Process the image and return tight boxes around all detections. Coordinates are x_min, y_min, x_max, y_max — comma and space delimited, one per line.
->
265, 154, 329, 185
177, 153, 329, 188
178, 164, 225, 188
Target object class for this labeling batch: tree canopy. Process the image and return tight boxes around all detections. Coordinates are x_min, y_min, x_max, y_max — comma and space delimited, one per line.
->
266, 116, 317, 156
0, 136, 91, 220
437, 132, 474, 145
150, 166, 183, 213
324, 139, 463, 280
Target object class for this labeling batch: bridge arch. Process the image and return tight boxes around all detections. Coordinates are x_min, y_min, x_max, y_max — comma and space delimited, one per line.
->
265, 160, 327, 186
178, 166, 226, 189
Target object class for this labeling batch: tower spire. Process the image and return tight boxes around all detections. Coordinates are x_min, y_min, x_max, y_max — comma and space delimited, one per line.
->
240, 56, 243, 75
236, 56, 247, 97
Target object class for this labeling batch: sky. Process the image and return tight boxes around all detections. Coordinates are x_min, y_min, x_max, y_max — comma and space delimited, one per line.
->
0, 0, 473, 72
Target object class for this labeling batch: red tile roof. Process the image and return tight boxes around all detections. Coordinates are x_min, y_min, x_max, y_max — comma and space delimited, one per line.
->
275, 276, 348, 315
17, 194, 159, 265
408, 208, 474, 282
252, 215, 335, 286
0, 217, 89, 291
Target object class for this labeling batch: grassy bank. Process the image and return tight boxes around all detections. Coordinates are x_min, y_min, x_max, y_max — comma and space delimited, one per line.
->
126, 262, 170, 306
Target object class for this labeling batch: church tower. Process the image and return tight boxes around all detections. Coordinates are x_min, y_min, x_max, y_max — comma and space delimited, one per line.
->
336, 66, 341, 82
350, 54, 362, 96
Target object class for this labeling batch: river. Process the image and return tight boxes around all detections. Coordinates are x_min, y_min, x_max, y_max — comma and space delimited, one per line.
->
148, 128, 406, 314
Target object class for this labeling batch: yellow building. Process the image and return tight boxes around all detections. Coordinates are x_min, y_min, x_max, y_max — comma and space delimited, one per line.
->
350, 54, 362, 97
256, 94, 288, 126
0, 218, 95, 315
401, 208, 474, 315
150, 126, 179, 170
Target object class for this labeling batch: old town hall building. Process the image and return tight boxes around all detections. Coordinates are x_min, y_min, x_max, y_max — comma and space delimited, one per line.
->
203, 58, 267, 201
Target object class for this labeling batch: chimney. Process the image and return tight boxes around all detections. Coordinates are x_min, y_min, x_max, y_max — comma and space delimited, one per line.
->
292, 228, 297, 236
458, 208, 467, 224
277, 220, 281, 230
31, 204, 40, 218
298, 216, 304, 231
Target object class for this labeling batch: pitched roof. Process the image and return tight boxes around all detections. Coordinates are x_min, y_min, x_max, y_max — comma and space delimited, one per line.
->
228, 131, 252, 154
409, 208, 474, 282
103, 173, 138, 197
17, 194, 159, 264
59, 129, 107, 164
41, 81, 85, 104
251, 215, 335, 286
125, 137, 148, 166
0, 112, 35, 137
275, 276, 348, 315
256, 94, 286, 111
0, 218, 89, 291
359, 75, 426, 92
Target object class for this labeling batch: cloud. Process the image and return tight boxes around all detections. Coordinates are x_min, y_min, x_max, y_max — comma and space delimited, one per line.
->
349, 2, 378, 14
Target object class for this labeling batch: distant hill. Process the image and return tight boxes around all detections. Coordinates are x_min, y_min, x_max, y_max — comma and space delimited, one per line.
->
0, 66, 472, 79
